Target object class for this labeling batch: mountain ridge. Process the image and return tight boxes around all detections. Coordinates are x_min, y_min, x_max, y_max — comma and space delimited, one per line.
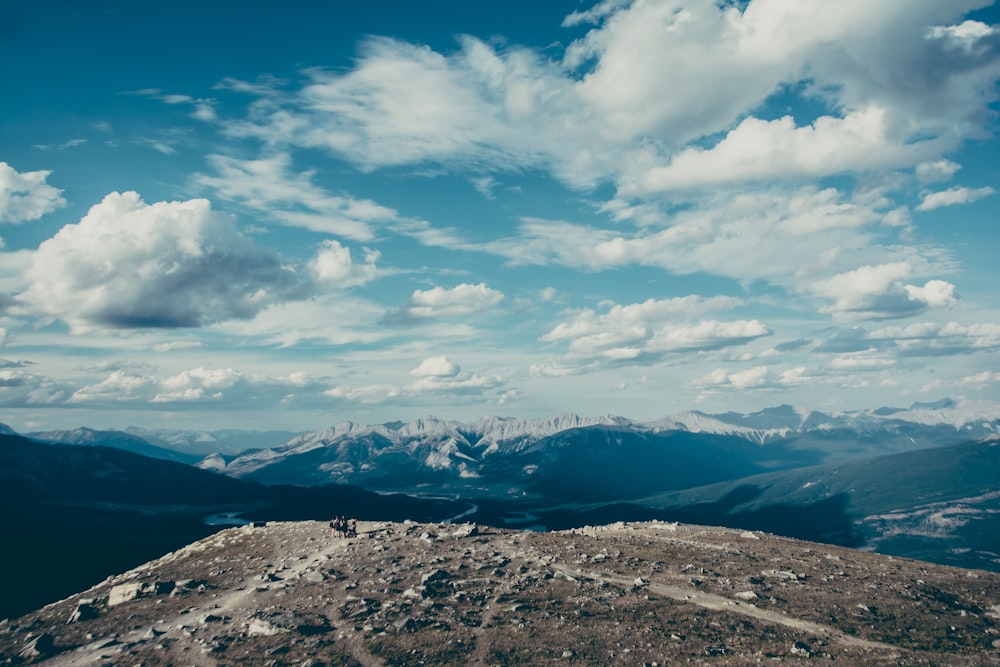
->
199, 398, 1000, 489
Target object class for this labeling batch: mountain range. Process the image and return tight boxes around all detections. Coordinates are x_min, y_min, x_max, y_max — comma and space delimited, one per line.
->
194, 399, 1000, 493
4, 398, 999, 619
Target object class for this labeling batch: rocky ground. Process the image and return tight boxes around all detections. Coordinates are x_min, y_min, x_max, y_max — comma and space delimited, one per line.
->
3, 520, 1000, 666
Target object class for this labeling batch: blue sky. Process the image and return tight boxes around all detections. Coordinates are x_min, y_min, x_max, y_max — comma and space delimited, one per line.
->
1, 0, 999, 432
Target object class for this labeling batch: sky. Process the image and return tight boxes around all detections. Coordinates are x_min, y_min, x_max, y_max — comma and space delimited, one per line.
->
1, 0, 999, 433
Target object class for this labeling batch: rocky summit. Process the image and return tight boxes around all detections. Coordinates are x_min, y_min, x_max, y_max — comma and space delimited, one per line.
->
3, 521, 1000, 666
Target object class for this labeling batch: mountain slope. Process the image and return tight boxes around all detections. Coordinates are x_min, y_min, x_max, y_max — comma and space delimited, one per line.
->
25, 427, 201, 464
124, 426, 302, 456
0, 434, 463, 620
627, 436, 1000, 571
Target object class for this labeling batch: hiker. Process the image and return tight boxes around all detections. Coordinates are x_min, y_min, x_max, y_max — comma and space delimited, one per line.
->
348, 518, 357, 538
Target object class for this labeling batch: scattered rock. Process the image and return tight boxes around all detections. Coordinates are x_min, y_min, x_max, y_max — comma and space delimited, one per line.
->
704, 643, 727, 656
17, 633, 55, 660
248, 618, 285, 636
451, 523, 479, 538
108, 582, 149, 606
67, 601, 99, 623
791, 640, 812, 657
4, 520, 1000, 666
394, 616, 417, 632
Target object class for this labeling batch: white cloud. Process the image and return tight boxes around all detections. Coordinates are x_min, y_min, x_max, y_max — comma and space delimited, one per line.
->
647, 320, 771, 352
408, 370, 502, 394
811, 263, 957, 320
695, 365, 771, 389
218, 293, 390, 348
928, 20, 996, 52
410, 356, 460, 377
0, 162, 66, 224
325, 356, 503, 402
541, 296, 743, 343
485, 187, 920, 295
213, 1, 1000, 205
68, 366, 327, 407
626, 107, 932, 194
915, 159, 961, 183
21, 192, 306, 331
384, 282, 504, 323
829, 352, 896, 370
309, 240, 381, 288
867, 321, 1000, 356
916, 186, 995, 211
196, 153, 396, 241
152, 341, 203, 353
0, 368, 68, 406
541, 296, 769, 371
903, 280, 957, 308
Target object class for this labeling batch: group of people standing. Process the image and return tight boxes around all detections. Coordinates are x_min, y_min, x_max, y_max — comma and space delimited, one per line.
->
329, 516, 357, 538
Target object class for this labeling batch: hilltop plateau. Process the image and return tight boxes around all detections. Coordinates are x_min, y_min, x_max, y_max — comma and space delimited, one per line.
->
3, 520, 1000, 665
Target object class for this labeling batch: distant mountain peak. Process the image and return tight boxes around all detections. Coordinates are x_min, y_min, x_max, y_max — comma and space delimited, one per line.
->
909, 397, 958, 411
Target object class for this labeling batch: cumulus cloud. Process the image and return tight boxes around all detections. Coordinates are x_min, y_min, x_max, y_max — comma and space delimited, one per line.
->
410, 356, 460, 377
0, 368, 68, 406
696, 365, 772, 389
21, 192, 306, 330
928, 20, 996, 52
0, 162, 66, 223
309, 240, 381, 288
811, 263, 957, 320
408, 367, 503, 394
916, 185, 995, 211
541, 296, 743, 343
383, 283, 504, 324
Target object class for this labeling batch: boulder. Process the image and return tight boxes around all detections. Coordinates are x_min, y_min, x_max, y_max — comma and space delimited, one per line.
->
108, 582, 150, 606
17, 633, 55, 660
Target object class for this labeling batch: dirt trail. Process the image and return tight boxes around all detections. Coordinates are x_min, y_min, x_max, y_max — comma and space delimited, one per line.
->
490, 523, 900, 656
596, 570, 897, 652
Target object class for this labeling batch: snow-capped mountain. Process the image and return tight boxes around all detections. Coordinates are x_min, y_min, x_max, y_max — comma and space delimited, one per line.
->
200, 399, 1000, 492
209, 414, 630, 482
